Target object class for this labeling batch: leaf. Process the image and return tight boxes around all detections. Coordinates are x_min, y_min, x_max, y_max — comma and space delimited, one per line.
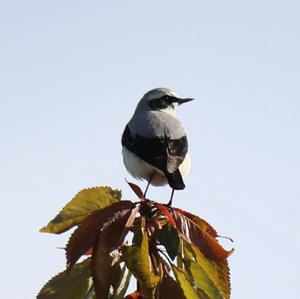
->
91, 208, 135, 299
157, 275, 186, 299
124, 291, 145, 299
40, 186, 121, 234
157, 224, 180, 260
174, 208, 217, 237
172, 265, 206, 299
154, 203, 176, 227
172, 210, 233, 262
186, 260, 223, 299
187, 243, 231, 299
118, 204, 141, 244
126, 180, 144, 200
37, 258, 91, 299
121, 222, 160, 299
66, 200, 135, 269
91, 246, 119, 299
110, 264, 132, 299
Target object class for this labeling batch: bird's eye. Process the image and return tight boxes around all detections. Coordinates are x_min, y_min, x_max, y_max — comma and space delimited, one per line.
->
162, 95, 174, 103
149, 95, 173, 110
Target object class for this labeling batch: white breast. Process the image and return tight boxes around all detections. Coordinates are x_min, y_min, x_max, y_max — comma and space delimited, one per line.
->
122, 147, 191, 186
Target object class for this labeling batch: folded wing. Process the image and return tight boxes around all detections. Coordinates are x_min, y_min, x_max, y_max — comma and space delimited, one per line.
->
122, 125, 188, 189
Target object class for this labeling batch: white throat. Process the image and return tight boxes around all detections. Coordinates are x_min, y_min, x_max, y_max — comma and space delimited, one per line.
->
160, 105, 177, 117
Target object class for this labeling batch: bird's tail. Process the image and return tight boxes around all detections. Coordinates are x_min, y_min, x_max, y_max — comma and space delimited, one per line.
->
166, 170, 185, 190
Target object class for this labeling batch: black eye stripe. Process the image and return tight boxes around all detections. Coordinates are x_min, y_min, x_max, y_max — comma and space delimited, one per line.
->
150, 97, 169, 109
162, 95, 175, 102
149, 95, 176, 110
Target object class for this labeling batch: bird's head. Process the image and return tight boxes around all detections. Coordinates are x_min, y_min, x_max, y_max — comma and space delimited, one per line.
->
136, 87, 194, 117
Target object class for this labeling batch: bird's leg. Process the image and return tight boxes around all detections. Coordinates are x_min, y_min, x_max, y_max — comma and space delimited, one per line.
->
144, 173, 154, 198
167, 189, 175, 206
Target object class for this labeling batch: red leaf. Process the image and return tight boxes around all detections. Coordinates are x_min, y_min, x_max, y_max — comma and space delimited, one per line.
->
117, 204, 141, 244
154, 203, 176, 227
176, 208, 234, 243
126, 180, 144, 200
84, 247, 93, 256
91, 210, 133, 299
173, 208, 218, 237
124, 291, 145, 299
66, 200, 135, 269
172, 210, 233, 261
158, 275, 186, 299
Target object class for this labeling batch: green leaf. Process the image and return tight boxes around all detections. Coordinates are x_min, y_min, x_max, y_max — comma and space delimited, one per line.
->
186, 243, 231, 299
176, 239, 186, 269
111, 265, 132, 299
186, 260, 223, 299
81, 286, 96, 299
172, 265, 206, 299
121, 221, 160, 299
157, 224, 180, 260
37, 258, 91, 299
40, 186, 121, 234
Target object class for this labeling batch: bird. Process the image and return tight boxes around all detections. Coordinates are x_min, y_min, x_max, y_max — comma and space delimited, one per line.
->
121, 87, 194, 206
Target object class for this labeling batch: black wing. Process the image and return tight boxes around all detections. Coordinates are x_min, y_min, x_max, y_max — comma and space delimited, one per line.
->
122, 125, 188, 189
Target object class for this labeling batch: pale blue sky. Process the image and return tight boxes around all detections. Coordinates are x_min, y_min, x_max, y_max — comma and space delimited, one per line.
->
1, 1, 300, 298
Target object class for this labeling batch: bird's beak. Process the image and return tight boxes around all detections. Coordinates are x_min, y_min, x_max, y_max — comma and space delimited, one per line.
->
176, 98, 195, 105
